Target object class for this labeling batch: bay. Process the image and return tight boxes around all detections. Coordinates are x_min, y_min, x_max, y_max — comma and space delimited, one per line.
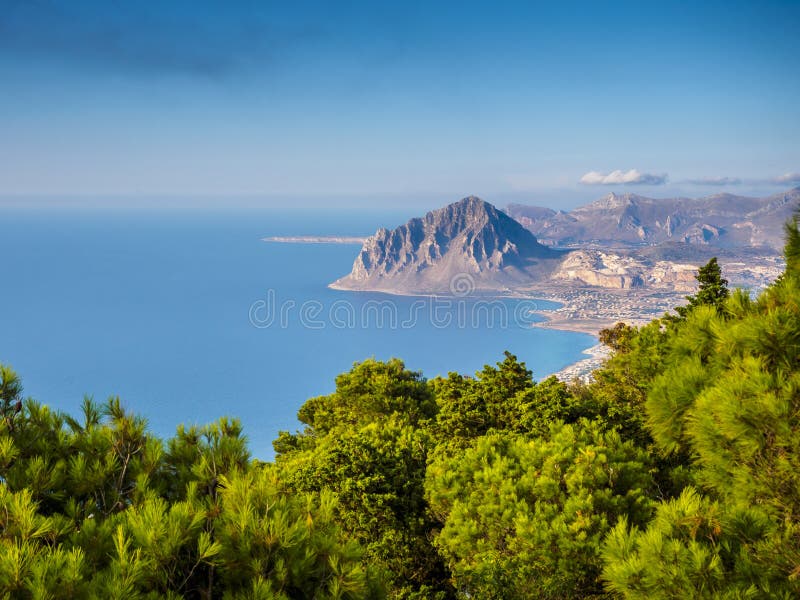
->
0, 208, 595, 458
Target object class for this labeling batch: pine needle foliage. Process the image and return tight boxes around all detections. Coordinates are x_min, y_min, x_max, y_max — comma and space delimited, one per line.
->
0, 392, 382, 598
603, 215, 800, 598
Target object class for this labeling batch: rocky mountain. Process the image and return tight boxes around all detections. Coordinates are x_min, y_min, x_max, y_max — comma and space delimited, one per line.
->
330, 194, 786, 296
331, 196, 561, 293
506, 187, 800, 250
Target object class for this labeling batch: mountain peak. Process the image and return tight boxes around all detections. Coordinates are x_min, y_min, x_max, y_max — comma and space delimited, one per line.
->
331, 197, 560, 293
434, 195, 501, 220
454, 195, 486, 206
584, 192, 647, 211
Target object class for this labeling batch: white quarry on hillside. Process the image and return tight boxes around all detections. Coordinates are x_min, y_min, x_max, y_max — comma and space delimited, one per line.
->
550, 250, 647, 289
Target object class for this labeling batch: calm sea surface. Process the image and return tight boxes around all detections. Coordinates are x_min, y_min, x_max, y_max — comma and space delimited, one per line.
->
1, 209, 595, 458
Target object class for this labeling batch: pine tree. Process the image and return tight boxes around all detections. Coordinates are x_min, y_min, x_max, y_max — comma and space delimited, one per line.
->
0, 365, 23, 431
621, 226, 800, 597
275, 359, 453, 599
783, 212, 800, 278
0, 363, 385, 598
426, 422, 654, 599
676, 257, 729, 317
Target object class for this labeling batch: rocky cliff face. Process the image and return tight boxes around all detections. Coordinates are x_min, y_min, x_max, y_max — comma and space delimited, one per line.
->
331, 197, 561, 293
506, 187, 800, 250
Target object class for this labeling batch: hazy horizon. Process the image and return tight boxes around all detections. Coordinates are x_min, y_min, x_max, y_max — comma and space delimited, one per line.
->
2, 184, 799, 214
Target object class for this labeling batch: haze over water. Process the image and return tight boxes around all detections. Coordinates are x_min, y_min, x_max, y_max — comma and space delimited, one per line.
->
1, 208, 593, 458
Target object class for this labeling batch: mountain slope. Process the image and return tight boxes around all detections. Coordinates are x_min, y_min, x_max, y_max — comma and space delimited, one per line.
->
506, 187, 800, 250
331, 196, 561, 293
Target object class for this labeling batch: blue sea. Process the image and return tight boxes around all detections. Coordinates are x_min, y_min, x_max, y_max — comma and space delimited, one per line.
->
1, 209, 594, 458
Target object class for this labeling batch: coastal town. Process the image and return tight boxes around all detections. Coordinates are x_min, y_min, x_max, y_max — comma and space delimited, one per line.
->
527, 254, 785, 380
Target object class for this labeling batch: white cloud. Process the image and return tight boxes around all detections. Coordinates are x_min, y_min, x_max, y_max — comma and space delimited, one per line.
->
686, 176, 742, 186
773, 172, 800, 185
579, 169, 667, 186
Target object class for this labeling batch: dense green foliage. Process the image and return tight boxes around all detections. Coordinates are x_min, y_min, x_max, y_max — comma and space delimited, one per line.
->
426, 423, 654, 598
0, 371, 382, 599
273, 359, 449, 599
600, 215, 800, 599
2, 216, 799, 597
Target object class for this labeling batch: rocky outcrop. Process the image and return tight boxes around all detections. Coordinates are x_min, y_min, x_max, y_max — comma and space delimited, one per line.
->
331, 196, 561, 293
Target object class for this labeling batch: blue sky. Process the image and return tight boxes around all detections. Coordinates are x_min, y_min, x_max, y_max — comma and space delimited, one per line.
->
1, 0, 798, 209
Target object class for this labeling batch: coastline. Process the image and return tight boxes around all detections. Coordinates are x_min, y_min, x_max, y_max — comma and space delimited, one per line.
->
327, 281, 620, 380
263, 236, 366, 244
523, 297, 612, 381
327, 281, 695, 381
548, 343, 611, 383
329, 281, 663, 336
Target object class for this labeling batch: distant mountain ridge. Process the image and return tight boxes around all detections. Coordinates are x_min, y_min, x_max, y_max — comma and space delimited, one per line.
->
331, 196, 561, 293
506, 187, 800, 250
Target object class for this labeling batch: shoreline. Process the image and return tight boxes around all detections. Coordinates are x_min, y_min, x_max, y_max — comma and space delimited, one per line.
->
326, 282, 694, 381
327, 281, 619, 379
328, 281, 521, 298
548, 343, 611, 383
263, 236, 366, 244
328, 281, 657, 336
